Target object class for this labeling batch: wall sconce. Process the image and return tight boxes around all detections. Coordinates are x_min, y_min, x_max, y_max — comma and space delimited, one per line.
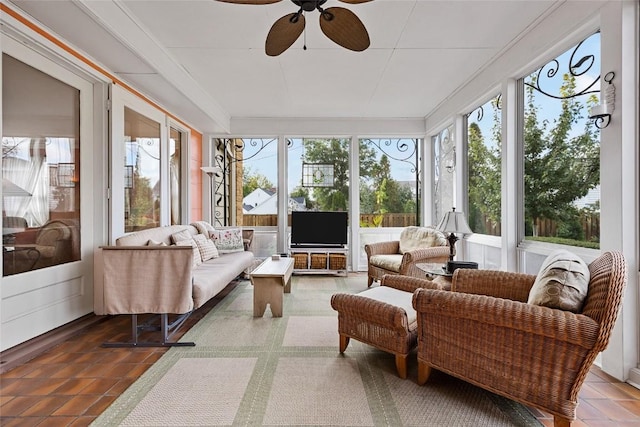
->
588, 71, 615, 129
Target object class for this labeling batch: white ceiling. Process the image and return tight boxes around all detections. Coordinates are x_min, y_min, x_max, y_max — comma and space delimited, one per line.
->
8, 0, 579, 133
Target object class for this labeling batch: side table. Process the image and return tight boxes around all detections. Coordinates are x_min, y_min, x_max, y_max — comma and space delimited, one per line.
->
415, 263, 453, 290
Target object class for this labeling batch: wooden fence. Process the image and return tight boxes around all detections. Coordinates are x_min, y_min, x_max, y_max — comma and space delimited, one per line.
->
243, 212, 600, 241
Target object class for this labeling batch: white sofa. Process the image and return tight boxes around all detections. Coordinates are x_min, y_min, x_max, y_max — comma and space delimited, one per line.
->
93, 223, 254, 346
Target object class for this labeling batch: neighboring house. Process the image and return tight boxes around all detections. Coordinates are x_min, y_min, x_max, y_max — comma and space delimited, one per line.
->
243, 189, 306, 214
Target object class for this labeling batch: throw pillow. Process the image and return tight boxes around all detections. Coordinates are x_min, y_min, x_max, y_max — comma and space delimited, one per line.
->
174, 238, 203, 268
527, 249, 590, 313
210, 228, 245, 254
399, 226, 447, 254
147, 239, 167, 247
170, 229, 193, 245
191, 221, 215, 236
192, 233, 219, 261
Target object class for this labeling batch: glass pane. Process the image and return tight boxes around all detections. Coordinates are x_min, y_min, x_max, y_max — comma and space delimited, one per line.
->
124, 107, 161, 232
522, 32, 600, 248
2, 54, 81, 276
467, 96, 502, 236
169, 127, 182, 225
433, 125, 455, 224
359, 138, 420, 227
287, 138, 350, 223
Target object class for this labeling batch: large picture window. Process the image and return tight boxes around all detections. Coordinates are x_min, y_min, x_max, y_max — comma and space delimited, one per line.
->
2, 54, 81, 276
522, 32, 600, 248
467, 95, 502, 236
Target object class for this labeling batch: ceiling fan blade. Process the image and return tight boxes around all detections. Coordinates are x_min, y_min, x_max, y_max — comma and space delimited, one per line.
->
216, 0, 282, 4
337, 0, 373, 3
319, 7, 370, 52
266, 13, 305, 56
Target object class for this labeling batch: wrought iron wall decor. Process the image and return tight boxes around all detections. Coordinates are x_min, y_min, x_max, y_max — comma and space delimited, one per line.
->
588, 71, 615, 129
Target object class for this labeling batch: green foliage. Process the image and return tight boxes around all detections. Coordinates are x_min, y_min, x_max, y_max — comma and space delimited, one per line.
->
243, 166, 274, 197
289, 186, 313, 209
523, 74, 600, 236
301, 138, 350, 211
527, 236, 600, 249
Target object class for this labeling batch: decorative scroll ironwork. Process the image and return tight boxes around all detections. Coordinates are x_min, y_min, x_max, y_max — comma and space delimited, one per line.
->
361, 138, 421, 224
211, 138, 277, 226
524, 32, 600, 100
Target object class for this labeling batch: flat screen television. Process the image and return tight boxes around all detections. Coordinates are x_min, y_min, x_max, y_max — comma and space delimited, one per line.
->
290, 211, 348, 248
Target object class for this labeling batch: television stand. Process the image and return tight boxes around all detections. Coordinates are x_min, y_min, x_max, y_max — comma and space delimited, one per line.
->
288, 246, 348, 276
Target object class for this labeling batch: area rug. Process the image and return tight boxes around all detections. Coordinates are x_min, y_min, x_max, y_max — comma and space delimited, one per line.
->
92, 274, 542, 426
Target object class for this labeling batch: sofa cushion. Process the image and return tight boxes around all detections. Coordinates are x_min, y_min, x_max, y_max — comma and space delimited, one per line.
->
171, 229, 194, 245
175, 238, 203, 268
191, 221, 215, 236
399, 226, 447, 254
527, 250, 590, 313
370, 254, 403, 272
192, 233, 219, 261
192, 251, 255, 309
210, 228, 244, 254
147, 239, 167, 247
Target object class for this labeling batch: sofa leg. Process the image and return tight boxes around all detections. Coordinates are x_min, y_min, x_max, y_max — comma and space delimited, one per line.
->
395, 354, 408, 379
339, 335, 350, 353
553, 416, 572, 427
417, 360, 432, 385
102, 313, 196, 348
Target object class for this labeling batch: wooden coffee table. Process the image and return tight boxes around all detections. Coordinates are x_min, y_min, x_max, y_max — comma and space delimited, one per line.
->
250, 257, 294, 317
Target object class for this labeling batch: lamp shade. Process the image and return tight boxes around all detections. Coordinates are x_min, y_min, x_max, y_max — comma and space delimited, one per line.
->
436, 208, 472, 235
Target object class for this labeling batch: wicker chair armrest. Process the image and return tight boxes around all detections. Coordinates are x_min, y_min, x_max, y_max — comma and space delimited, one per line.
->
400, 246, 450, 267
381, 274, 441, 293
331, 293, 411, 333
452, 269, 537, 302
413, 288, 599, 348
365, 241, 400, 257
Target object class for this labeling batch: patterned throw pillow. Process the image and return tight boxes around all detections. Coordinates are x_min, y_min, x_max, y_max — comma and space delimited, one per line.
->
527, 250, 590, 313
210, 228, 245, 254
174, 239, 203, 268
192, 233, 219, 261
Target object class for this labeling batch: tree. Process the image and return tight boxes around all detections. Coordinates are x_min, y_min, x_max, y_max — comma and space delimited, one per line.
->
243, 166, 274, 197
524, 74, 600, 236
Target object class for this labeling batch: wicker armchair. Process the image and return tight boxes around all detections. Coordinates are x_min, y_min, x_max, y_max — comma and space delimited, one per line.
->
412, 251, 627, 427
365, 226, 450, 287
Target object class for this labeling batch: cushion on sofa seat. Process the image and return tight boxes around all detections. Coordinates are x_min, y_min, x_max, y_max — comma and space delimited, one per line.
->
398, 226, 447, 254
192, 233, 219, 261
210, 228, 244, 254
527, 249, 590, 313
192, 251, 255, 309
369, 254, 403, 272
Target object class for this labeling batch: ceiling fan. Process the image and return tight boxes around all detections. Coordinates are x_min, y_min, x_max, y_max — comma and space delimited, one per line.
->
216, 0, 372, 56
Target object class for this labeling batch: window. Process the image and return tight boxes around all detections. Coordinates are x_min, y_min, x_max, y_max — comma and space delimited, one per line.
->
124, 107, 161, 232
288, 138, 350, 219
467, 96, 502, 236
359, 138, 420, 227
433, 125, 455, 224
2, 54, 81, 276
169, 127, 183, 225
522, 32, 600, 248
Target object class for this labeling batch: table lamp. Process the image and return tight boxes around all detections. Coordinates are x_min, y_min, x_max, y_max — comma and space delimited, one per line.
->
436, 207, 472, 270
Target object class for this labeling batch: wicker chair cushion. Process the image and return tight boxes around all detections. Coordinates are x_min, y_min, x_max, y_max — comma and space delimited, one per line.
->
398, 226, 447, 254
360, 286, 417, 324
369, 254, 403, 272
527, 249, 590, 313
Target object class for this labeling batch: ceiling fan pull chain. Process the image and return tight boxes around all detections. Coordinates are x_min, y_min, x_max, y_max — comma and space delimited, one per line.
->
303, 16, 307, 50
